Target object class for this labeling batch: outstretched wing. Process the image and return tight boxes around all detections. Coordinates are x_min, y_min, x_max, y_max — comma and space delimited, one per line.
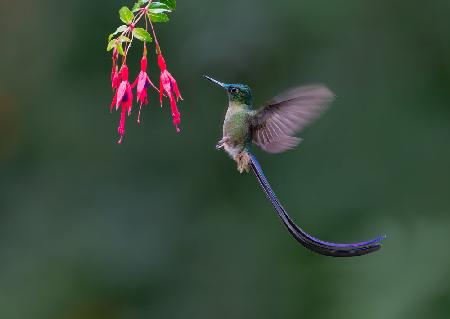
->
251, 85, 334, 153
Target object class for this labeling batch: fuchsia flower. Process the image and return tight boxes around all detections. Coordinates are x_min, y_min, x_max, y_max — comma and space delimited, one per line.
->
132, 55, 158, 124
111, 48, 120, 90
158, 54, 183, 132
107, 1, 183, 142
110, 64, 133, 144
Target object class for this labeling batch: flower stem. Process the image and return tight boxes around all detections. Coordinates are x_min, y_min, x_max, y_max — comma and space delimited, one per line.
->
148, 19, 161, 54
119, 0, 155, 62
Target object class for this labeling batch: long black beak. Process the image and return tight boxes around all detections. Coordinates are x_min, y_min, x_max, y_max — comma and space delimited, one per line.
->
203, 75, 226, 89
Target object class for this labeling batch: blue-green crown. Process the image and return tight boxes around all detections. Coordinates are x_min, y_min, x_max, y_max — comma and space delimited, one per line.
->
204, 75, 253, 106
226, 83, 252, 105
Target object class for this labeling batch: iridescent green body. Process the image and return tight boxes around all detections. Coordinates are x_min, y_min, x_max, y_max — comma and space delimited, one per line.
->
223, 101, 253, 158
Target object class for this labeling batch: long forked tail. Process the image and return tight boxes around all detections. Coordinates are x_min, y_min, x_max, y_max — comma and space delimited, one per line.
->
249, 152, 385, 257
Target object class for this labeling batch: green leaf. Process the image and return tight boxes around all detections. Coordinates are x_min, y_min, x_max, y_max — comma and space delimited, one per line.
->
118, 35, 131, 42
106, 35, 130, 52
160, 0, 176, 10
149, 2, 172, 14
107, 39, 116, 51
132, 3, 140, 12
132, 0, 146, 12
150, 2, 171, 10
132, 28, 152, 43
119, 6, 134, 24
108, 25, 128, 41
148, 12, 169, 23
117, 43, 125, 56
149, 8, 171, 14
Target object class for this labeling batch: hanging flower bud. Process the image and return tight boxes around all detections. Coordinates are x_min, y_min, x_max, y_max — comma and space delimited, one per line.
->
132, 55, 158, 123
110, 64, 133, 143
111, 48, 120, 90
158, 53, 183, 132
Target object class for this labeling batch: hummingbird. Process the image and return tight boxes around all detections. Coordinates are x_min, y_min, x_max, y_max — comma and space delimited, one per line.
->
204, 75, 386, 257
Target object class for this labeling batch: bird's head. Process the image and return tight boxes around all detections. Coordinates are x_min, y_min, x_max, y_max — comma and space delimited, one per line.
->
204, 75, 252, 106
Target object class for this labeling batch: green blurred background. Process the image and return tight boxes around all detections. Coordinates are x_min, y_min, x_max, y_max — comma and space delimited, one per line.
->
1, 1, 450, 318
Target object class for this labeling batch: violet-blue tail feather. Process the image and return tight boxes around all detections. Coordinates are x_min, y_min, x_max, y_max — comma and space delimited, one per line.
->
249, 152, 386, 257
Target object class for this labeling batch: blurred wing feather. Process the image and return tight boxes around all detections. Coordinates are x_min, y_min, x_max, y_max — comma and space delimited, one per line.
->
251, 85, 334, 153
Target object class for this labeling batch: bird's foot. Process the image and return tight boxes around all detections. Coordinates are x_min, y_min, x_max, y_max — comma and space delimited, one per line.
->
235, 152, 251, 173
216, 137, 230, 150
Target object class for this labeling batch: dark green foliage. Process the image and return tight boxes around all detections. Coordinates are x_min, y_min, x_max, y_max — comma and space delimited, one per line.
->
119, 6, 134, 24
133, 27, 152, 42
149, 12, 169, 22
160, 0, 176, 10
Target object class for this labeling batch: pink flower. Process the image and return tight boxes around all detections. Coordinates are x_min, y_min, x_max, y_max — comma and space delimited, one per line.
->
110, 64, 133, 144
111, 48, 120, 90
132, 55, 158, 124
111, 66, 120, 90
158, 54, 183, 132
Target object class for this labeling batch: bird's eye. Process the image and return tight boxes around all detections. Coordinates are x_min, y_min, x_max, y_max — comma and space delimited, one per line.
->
230, 87, 239, 94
